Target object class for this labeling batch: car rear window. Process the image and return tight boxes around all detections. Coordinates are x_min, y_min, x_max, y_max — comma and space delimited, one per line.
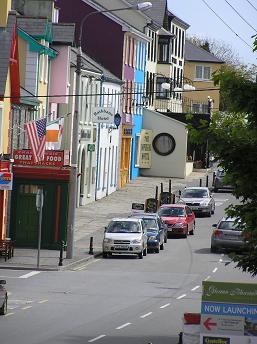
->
107, 221, 141, 233
142, 218, 158, 229
218, 221, 241, 231
158, 207, 185, 217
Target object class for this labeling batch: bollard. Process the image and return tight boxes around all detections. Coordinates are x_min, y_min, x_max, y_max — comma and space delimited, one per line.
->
161, 182, 163, 194
199, 178, 202, 187
212, 171, 216, 186
169, 179, 172, 194
206, 175, 209, 187
58, 240, 65, 266
178, 332, 183, 344
89, 236, 94, 255
155, 186, 158, 203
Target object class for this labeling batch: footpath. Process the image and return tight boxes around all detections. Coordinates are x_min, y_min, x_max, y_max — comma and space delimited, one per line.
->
0, 170, 212, 271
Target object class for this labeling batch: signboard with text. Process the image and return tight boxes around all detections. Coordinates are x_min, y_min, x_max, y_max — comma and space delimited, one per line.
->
13, 150, 70, 167
201, 281, 257, 344
92, 107, 114, 124
0, 172, 13, 190
139, 129, 152, 169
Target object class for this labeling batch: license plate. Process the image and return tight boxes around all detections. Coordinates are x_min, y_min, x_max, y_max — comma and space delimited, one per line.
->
115, 245, 129, 249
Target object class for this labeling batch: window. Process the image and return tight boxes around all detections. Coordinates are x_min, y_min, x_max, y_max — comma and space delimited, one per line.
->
156, 77, 170, 99
195, 65, 211, 80
134, 134, 140, 166
158, 37, 170, 63
152, 133, 176, 156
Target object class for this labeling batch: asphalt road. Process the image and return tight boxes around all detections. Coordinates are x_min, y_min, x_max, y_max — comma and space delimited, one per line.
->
0, 191, 256, 344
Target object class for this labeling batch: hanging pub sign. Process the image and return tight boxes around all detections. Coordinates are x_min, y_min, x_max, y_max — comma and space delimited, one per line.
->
159, 192, 173, 205
145, 198, 158, 213
92, 107, 115, 124
13, 150, 70, 167
0, 172, 13, 190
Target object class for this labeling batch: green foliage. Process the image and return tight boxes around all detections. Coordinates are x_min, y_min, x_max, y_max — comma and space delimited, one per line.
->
190, 64, 257, 275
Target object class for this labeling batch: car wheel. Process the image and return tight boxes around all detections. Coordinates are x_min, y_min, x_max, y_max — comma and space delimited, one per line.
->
155, 246, 160, 253
190, 222, 195, 235
138, 251, 143, 259
211, 205, 215, 215
160, 242, 164, 250
0, 296, 7, 316
102, 252, 108, 258
143, 247, 147, 256
211, 246, 218, 253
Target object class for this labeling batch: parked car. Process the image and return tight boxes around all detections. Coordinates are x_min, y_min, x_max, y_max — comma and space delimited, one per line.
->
179, 187, 215, 217
213, 169, 234, 192
211, 217, 246, 253
102, 218, 147, 259
158, 204, 195, 238
0, 280, 7, 315
129, 213, 165, 253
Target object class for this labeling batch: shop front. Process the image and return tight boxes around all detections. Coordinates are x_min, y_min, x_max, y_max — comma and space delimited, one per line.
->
10, 150, 70, 249
0, 161, 13, 239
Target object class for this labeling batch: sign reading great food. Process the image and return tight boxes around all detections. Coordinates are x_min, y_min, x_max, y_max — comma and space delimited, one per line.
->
92, 107, 115, 124
200, 281, 257, 343
13, 150, 70, 167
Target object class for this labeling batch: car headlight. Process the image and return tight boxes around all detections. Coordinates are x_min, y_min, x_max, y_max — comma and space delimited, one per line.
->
131, 239, 141, 244
103, 238, 112, 244
173, 222, 185, 228
148, 236, 157, 241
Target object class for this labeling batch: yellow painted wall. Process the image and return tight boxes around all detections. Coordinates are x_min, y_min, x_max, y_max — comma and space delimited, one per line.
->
18, 36, 27, 88
184, 61, 222, 111
0, 0, 11, 27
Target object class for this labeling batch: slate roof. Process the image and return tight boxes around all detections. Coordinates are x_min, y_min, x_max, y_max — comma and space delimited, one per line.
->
185, 40, 224, 63
52, 23, 75, 44
126, 0, 167, 27
16, 16, 48, 37
70, 48, 102, 75
0, 12, 16, 97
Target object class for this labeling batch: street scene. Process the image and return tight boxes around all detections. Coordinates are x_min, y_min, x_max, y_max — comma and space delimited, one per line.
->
0, 0, 257, 343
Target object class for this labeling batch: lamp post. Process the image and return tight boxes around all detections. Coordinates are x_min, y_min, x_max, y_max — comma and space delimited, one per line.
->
66, 2, 152, 259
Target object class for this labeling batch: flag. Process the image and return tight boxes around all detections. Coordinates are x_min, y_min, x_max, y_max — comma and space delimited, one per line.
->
25, 118, 47, 162
46, 117, 64, 150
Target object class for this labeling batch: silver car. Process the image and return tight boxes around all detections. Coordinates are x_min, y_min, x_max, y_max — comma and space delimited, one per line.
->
211, 217, 246, 253
179, 187, 215, 217
0, 280, 7, 315
102, 218, 148, 259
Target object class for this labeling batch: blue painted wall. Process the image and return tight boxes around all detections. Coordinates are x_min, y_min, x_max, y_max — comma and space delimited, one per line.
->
130, 41, 146, 180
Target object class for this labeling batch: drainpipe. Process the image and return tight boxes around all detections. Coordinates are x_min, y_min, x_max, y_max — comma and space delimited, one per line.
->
95, 74, 104, 201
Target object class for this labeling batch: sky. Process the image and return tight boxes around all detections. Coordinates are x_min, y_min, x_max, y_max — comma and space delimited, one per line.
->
167, 0, 257, 65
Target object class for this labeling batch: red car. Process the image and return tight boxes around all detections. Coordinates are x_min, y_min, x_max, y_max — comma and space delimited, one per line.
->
158, 204, 195, 238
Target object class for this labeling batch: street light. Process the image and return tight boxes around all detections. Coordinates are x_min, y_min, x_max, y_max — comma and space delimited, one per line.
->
66, 2, 153, 259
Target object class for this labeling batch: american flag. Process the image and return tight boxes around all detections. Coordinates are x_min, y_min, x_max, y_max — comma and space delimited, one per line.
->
25, 118, 47, 163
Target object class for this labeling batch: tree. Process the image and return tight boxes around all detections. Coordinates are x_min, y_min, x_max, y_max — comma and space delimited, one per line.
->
189, 65, 257, 276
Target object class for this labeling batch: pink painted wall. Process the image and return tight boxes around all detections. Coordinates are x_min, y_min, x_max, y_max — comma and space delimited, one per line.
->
49, 45, 70, 104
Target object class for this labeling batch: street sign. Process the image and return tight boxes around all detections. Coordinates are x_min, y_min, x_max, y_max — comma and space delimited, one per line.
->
132, 203, 145, 211
145, 198, 158, 213
0, 172, 13, 190
92, 107, 115, 124
201, 281, 257, 343
87, 144, 95, 152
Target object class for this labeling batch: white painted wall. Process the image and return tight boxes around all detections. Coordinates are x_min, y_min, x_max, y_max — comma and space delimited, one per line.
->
141, 108, 188, 178
96, 81, 121, 200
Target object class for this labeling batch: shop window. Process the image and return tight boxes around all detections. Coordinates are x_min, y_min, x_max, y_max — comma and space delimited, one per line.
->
19, 185, 40, 194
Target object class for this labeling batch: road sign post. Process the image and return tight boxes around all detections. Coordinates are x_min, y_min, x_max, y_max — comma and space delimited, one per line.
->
36, 188, 44, 269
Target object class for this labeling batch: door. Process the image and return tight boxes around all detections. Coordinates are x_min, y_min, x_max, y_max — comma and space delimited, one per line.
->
15, 185, 40, 247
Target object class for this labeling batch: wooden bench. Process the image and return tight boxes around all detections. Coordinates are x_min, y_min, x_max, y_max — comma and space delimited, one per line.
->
0, 240, 14, 261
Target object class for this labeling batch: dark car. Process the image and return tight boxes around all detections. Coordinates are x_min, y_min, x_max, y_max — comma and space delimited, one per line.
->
0, 280, 7, 315
213, 169, 234, 192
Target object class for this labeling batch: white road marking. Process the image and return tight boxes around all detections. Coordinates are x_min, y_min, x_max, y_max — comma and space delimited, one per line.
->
215, 202, 223, 206
191, 285, 200, 291
5, 312, 15, 317
73, 259, 101, 271
38, 300, 48, 304
160, 303, 170, 309
221, 253, 224, 257
22, 306, 32, 310
19, 271, 41, 279
140, 312, 152, 318
213, 267, 218, 273
7, 292, 12, 296
88, 335, 106, 342
219, 259, 223, 262
177, 294, 186, 299
204, 276, 211, 281
116, 322, 131, 330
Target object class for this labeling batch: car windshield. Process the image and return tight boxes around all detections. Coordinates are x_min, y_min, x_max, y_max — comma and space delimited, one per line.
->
106, 221, 141, 233
182, 189, 208, 198
218, 220, 242, 231
158, 207, 185, 217
142, 218, 158, 229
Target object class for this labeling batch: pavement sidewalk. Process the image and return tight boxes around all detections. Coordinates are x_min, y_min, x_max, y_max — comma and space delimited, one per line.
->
0, 170, 212, 271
